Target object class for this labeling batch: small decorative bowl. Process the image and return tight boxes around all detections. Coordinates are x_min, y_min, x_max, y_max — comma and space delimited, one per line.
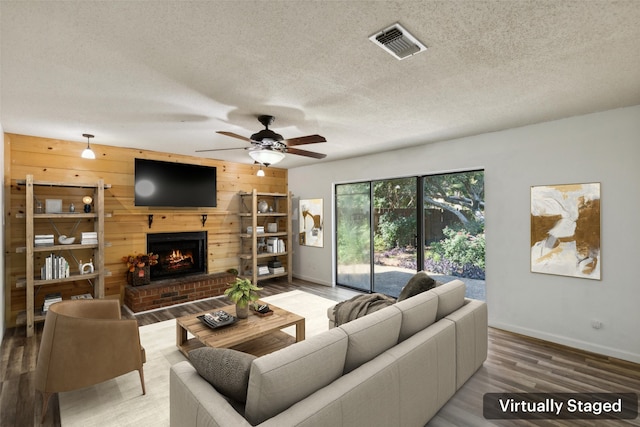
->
58, 235, 76, 245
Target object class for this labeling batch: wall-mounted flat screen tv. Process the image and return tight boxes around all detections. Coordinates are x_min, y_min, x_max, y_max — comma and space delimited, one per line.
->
134, 158, 217, 207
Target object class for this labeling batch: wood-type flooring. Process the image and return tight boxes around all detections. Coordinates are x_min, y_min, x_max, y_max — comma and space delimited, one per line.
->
1, 278, 638, 426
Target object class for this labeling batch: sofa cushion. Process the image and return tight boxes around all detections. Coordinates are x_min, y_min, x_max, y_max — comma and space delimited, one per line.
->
188, 347, 256, 403
444, 299, 488, 389
396, 271, 438, 302
431, 279, 466, 320
339, 305, 402, 374
386, 320, 457, 423
244, 327, 348, 425
394, 289, 439, 342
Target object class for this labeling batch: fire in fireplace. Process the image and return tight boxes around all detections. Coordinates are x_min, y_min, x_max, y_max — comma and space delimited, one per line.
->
147, 231, 207, 280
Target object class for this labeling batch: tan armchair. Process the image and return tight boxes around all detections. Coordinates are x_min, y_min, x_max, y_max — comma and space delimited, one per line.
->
35, 299, 146, 422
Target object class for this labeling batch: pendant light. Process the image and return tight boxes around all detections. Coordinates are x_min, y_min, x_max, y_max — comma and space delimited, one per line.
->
81, 133, 96, 159
256, 164, 265, 177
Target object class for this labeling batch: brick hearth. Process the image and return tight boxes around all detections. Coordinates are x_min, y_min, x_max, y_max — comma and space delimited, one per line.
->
124, 272, 236, 312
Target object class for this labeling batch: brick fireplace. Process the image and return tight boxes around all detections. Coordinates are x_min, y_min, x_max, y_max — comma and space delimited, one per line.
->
124, 271, 235, 313
124, 231, 235, 312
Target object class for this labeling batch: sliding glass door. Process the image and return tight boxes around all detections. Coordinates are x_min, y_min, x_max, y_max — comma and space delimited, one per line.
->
336, 170, 485, 300
335, 182, 371, 291
372, 178, 417, 296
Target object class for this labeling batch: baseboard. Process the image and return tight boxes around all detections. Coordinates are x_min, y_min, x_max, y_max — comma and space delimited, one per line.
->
292, 273, 332, 287
489, 321, 640, 364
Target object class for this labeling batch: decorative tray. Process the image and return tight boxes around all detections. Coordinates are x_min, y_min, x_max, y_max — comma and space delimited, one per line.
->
250, 303, 273, 317
252, 309, 274, 317
197, 310, 237, 329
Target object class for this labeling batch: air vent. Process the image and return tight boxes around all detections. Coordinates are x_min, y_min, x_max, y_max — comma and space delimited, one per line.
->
369, 23, 427, 60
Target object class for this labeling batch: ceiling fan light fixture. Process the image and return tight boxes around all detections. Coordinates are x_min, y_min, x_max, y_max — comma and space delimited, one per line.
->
249, 148, 285, 166
203, 115, 326, 161
81, 133, 96, 159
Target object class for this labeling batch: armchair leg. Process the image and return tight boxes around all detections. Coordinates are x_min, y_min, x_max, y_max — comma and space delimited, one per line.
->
138, 367, 146, 395
40, 391, 53, 424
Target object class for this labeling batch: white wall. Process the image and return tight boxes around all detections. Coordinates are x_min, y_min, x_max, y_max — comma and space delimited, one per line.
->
289, 105, 640, 363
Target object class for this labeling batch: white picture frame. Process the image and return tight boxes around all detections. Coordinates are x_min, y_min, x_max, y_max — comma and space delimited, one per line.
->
299, 198, 323, 247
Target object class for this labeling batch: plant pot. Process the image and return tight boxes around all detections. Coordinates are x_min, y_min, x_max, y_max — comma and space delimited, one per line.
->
127, 265, 150, 286
236, 304, 249, 319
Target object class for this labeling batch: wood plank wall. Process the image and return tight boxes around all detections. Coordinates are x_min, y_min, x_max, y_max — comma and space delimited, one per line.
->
3, 133, 288, 327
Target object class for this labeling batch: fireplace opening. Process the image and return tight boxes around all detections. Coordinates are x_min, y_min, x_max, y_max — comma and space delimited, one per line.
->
147, 231, 207, 281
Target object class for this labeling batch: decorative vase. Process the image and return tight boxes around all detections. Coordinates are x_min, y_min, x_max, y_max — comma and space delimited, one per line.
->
236, 304, 249, 319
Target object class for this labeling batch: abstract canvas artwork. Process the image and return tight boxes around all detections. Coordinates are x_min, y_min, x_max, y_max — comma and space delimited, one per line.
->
299, 199, 323, 247
530, 183, 601, 280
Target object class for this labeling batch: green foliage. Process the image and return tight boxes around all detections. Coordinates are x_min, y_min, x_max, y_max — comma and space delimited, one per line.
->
371, 171, 484, 250
424, 248, 441, 263
372, 178, 417, 251
373, 178, 416, 210
224, 277, 262, 307
431, 227, 485, 269
376, 211, 417, 250
337, 221, 370, 264
423, 170, 485, 230
336, 183, 371, 265
373, 234, 383, 252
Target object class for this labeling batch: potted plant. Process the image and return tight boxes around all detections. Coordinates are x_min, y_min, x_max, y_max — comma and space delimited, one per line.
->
224, 277, 262, 319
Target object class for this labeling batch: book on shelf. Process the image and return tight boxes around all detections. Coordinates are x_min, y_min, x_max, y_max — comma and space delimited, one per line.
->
43, 292, 62, 312
40, 254, 70, 280
35, 234, 55, 246
71, 293, 93, 300
267, 237, 286, 253
81, 231, 98, 244
257, 265, 270, 275
267, 237, 278, 253
246, 226, 265, 234
267, 259, 284, 274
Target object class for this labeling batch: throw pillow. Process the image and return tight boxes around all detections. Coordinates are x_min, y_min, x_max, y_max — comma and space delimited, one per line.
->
189, 347, 256, 403
396, 271, 438, 302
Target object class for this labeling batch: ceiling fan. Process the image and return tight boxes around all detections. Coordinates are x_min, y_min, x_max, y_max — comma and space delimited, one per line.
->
197, 115, 327, 166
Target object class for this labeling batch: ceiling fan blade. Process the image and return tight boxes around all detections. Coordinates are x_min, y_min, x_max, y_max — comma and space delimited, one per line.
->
286, 147, 327, 159
195, 147, 247, 153
284, 134, 327, 146
217, 131, 251, 142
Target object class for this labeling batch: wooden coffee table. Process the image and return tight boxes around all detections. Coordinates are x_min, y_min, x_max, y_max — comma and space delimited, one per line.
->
176, 302, 305, 357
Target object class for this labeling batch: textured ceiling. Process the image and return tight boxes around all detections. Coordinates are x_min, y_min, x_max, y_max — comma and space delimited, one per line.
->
1, 1, 639, 168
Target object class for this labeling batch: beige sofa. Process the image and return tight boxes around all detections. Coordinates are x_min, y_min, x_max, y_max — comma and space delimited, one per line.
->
170, 279, 487, 426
